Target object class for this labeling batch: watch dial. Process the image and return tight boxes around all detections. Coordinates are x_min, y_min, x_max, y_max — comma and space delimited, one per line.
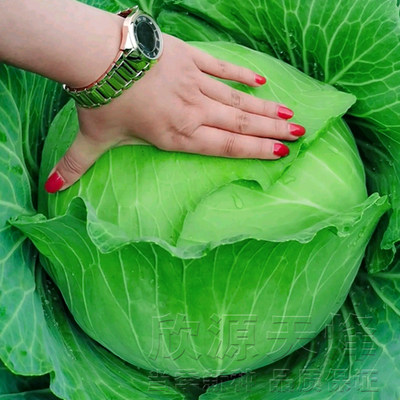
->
137, 21, 155, 53
134, 15, 162, 59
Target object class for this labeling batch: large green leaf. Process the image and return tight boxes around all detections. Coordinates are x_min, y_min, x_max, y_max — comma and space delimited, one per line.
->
32, 266, 192, 400
200, 260, 400, 399
351, 119, 400, 273
157, 10, 272, 52
0, 72, 52, 375
163, 0, 400, 272
0, 65, 65, 202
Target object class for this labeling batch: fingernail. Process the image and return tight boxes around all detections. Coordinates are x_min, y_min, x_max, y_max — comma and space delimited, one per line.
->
277, 106, 294, 120
44, 171, 64, 193
273, 143, 290, 157
289, 123, 306, 137
255, 74, 267, 85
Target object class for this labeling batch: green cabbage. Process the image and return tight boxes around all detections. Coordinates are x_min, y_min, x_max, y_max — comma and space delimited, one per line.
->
13, 43, 387, 378
2, 0, 400, 397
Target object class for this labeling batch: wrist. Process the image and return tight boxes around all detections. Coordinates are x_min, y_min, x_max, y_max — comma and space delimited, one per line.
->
0, 0, 124, 89
63, 7, 164, 109
61, 6, 124, 88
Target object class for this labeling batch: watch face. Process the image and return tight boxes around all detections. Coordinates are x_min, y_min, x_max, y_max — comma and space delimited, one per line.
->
133, 15, 162, 59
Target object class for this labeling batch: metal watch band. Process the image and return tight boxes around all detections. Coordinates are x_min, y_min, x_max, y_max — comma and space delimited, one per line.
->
63, 7, 156, 109
64, 52, 154, 108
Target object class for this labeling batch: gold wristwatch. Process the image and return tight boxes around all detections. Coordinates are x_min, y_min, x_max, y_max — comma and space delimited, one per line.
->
63, 6, 163, 108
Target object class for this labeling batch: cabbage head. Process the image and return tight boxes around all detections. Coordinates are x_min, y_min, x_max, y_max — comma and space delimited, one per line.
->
13, 42, 387, 379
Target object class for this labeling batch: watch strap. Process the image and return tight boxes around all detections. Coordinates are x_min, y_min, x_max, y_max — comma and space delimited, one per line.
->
63, 51, 154, 108
63, 7, 156, 109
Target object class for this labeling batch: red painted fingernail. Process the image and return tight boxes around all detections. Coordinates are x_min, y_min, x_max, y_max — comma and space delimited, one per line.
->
277, 106, 294, 120
289, 123, 306, 137
255, 74, 267, 85
273, 143, 290, 157
44, 171, 64, 193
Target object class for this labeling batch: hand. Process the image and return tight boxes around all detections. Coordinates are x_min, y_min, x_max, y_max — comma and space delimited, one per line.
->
44, 34, 305, 193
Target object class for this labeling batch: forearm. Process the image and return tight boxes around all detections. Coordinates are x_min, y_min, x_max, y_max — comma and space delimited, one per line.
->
0, 0, 123, 88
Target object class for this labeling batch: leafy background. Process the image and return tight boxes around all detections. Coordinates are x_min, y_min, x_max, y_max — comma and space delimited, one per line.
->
1, 0, 400, 398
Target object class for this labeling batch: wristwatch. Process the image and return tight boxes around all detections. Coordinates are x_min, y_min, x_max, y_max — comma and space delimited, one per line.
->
63, 6, 163, 108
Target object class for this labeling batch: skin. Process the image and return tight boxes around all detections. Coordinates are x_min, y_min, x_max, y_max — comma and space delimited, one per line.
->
0, 0, 303, 192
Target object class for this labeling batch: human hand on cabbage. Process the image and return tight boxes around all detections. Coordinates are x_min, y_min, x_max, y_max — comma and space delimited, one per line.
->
45, 34, 306, 193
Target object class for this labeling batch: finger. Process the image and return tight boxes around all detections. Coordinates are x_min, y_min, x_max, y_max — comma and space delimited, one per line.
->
191, 47, 267, 87
183, 125, 290, 159
203, 99, 305, 141
44, 131, 113, 193
199, 76, 294, 120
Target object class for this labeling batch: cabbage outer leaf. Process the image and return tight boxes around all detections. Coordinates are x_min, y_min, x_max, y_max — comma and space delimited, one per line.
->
0, 67, 55, 375
32, 266, 191, 400
200, 262, 400, 399
162, 0, 400, 270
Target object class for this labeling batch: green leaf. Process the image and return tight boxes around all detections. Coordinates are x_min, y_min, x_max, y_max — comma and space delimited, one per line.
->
200, 258, 400, 399
0, 65, 65, 201
31, 266, 191, 400
0, 390, 58, 400
0, 72, 52, 375
158, 10, 243, 43
351, 119, 400, 272
164, 0, 400, 271
0, 360, 49, 396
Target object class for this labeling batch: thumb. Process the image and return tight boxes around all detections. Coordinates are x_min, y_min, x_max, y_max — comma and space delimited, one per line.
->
44, 131, 110, 194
